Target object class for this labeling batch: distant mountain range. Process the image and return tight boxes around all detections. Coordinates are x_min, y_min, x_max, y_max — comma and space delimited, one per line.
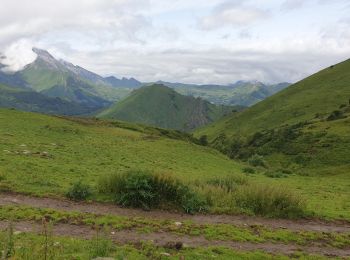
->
98, 84, 242, 131
0, 47, 290, 128
154, 80, 290, 107
0, 48, 141, 114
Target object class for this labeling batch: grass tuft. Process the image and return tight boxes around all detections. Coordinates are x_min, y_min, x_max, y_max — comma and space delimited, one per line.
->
235, 184, 307, 218
98, 170, 207, 214
66, 181, 92, 201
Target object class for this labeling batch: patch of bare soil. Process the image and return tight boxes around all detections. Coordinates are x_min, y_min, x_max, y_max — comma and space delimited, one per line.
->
0, 220, 348, 258
0, 193, 349, 233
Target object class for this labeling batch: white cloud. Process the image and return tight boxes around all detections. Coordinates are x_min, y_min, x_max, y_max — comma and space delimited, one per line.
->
0, 0, 349, 84
199, 1, 269, 30
0, 0, 151, 47
0, 39, 37, 71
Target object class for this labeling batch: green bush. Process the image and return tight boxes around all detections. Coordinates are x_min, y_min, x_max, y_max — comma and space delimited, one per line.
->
66, 181, 92, 201
98, 170, 207, 213
198, 135, 208, 146
327, 110, 346, 121
248, 154, 267, 167
264, 171, 286, 178
235, 184, 306, 218
242, 167, 255, 174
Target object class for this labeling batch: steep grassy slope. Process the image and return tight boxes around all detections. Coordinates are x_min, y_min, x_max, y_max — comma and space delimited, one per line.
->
196, 59, 350, 179
0, 83, 94, 115
198, 59, 350, 138
99, 84, 235, 131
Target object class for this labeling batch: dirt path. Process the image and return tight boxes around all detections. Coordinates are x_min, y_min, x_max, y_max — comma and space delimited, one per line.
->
0, 193, 349, 233
0, 220, 349, 258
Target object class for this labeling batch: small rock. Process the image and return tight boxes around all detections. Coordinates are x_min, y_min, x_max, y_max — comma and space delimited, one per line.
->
174, 221, 182, 227
165, 241, 183, 250
160, 252, 171, 257
110, 231, 115, 235
279, 226, 287, 229
14, 231, 22, 235
22, 150, 31, 155
20, 144, 26, 147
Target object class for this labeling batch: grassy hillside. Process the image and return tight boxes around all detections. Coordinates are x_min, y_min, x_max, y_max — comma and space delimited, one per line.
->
99, 84, 235, 131
195, 59, 350, 185
198, 59, 350, 138
0, 108, 349, 219
0, 83, 95, 115
0, 108, 242, 196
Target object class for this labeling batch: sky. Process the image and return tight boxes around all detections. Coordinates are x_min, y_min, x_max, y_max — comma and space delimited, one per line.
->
0, 0, 349, 84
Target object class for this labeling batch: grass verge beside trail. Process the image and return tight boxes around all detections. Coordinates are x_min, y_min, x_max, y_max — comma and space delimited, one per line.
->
0, 229, 332, 260
0, 205, 348, 249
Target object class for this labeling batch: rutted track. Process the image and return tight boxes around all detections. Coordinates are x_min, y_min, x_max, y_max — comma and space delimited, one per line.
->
0, 193, 349, 233
0, 220, 349, 258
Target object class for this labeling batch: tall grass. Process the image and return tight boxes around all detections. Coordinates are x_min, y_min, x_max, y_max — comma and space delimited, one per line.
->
235, 184, 307, 218
206, 175, 248, 192
89, 228, 114, 258
98, 170, 307, 218
66, 180, 92, 201
193, 175, 307, 218
97, 170, 207, 214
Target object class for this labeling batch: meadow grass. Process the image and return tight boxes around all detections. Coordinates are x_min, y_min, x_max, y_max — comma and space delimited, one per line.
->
0, 205, 348, 248
0, 109, 349, 220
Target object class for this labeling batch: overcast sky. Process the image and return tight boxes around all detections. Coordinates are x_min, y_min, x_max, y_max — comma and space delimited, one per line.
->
0, 0, 349, 84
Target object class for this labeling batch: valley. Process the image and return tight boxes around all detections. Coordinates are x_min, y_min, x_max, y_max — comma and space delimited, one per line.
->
0, 104, 349, 258
0, 2, 349, 257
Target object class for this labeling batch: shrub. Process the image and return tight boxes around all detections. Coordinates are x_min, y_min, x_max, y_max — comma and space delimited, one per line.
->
235, 184, 306, 218
248, 154, 267, 167
294, 154, 311, 165
66, 181, 92, 201
280, 169, 293, 175
98, 170, 207, 213
327, 110, 346, 121
179, 186, 208, 214
198, 135, 208, 146
264, 171, 286, 178
242, 167, 255, 174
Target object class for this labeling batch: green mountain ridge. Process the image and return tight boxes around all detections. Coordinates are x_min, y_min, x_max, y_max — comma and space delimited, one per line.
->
0, 83, 94, 115
98, 84, 239, 131
155, 80, 290, 106
0, 48, 291, 120
196, 58, 350, 174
